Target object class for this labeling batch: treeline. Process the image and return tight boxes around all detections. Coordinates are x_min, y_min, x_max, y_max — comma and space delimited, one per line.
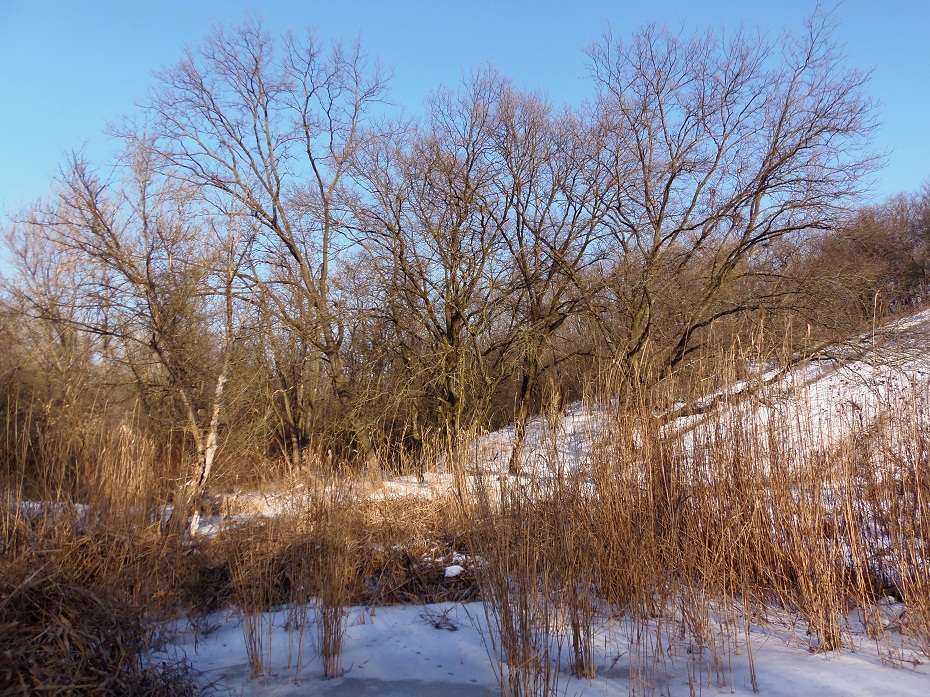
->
1, 14, 927, 498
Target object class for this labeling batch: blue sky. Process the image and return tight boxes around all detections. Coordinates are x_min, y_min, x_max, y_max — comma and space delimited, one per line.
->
1, 0, 927, 216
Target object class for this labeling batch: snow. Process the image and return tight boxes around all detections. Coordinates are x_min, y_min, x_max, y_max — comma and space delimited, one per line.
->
663, 309, 930, 476
161, 601, 930, 696
161, 604, 497, 695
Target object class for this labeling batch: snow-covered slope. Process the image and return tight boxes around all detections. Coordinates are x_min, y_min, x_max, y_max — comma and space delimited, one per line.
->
695, 308, 930, 449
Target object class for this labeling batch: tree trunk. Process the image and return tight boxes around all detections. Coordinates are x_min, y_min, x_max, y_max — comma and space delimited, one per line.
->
509, 354, 540, 476
167, 364, 229, 536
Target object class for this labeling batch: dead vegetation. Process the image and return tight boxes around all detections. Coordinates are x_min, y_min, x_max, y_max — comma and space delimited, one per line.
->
0, 503, 195, 696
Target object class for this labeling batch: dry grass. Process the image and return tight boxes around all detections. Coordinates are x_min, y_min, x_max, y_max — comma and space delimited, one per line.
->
0, 503, 196, 696
0, 396, 200, 695
459, 341, 930, 695
195, 476, 476, 681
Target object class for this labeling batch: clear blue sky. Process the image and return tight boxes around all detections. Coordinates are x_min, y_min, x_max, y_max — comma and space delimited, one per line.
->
1, 0, 927, 216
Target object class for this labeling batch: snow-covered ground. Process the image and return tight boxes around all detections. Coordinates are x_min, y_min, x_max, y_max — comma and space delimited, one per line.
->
165, 308, 930, 695
163, 600, 930, 696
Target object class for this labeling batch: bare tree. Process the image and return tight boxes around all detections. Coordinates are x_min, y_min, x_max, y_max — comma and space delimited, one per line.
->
253, 279, 326, 471
794, 180, 930, 333
352, 70, 514, 442
141, 18, 389, 469
353, 73, 610, 473
3, 205, 104, 495
587, 10, 878, 379
490, 84, 608, 473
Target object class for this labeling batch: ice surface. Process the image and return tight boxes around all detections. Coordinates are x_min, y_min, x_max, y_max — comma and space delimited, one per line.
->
163, 602, 930, 696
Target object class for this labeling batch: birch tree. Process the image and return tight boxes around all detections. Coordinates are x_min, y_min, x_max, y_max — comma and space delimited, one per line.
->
33, 145, 255, 534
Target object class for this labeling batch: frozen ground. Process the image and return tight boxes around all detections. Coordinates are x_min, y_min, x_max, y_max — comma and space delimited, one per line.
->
164, 600, 930, 696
